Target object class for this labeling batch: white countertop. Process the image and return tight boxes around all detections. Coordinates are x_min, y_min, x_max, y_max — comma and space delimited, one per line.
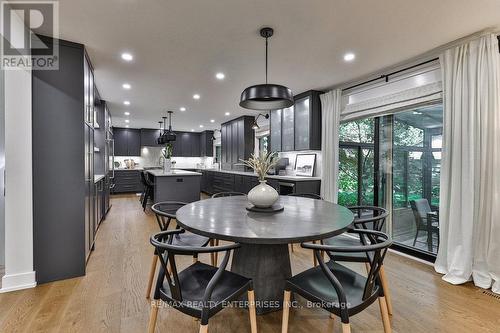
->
146, 169, 202, 177
202, 169, 321, 182
94, 174, 105, 183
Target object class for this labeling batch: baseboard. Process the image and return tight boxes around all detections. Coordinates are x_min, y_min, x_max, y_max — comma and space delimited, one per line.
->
0, 271, 37, 293
388, 248, 434, 267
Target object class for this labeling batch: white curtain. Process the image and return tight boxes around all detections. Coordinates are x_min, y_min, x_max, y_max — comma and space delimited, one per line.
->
435, 34, 500, 293
320, 89, 342, 203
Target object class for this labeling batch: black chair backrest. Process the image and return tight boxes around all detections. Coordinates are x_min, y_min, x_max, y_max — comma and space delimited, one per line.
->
303, 229, 392, 303
212, 191, 246, 198
150, 229, 240, 302
348, 206, 388, 232
288, 193, 322, 200
151, 201, 187, 231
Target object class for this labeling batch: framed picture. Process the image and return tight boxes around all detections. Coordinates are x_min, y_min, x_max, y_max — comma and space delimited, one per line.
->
294, 154, 316, 177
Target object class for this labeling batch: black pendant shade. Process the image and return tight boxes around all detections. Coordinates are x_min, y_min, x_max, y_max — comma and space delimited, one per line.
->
240, 84, 294, 110
240, 27, 294, 110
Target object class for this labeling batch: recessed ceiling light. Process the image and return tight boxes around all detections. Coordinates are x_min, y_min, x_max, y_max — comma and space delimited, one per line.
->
199, 125, 204, 128
123, 101, 130, 105
191, 129, 195, 132
193, 94, 200, 100
121, 53, 133, 61
210, 119, 215, 123
125, 125, 129, 128
125, 119, 130, 123
180, 107, 186, 112
124, 111, 130, 116
343, 52, 355, 62
225, 112, 230, 116
215, 72, 225, 80
122, 83, 131, 89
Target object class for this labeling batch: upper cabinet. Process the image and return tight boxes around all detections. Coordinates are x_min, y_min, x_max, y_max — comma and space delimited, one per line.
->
113, 127, 141, 156
200, 130, 214, 157
140, 128, 162, 147
221, 116, 254, 170
269, 90, 322, 152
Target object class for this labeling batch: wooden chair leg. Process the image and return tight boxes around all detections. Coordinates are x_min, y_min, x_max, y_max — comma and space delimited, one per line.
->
378, 296, 392, 333
342, 323, 351, 333
199, 324, 208, 333
281, 290, 291, 333
312, 241, 318, 266
379, 266, 393, 315
248, 290, 258, 333
148, 301, 159, 333
146, 254, 158, 299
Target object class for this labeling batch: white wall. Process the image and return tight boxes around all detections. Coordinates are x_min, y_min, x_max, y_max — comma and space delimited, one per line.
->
0, 9, 35, 292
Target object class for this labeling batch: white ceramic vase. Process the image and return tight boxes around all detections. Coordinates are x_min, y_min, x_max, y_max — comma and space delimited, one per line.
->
163, 158, 172, 173
248, 180, 279, 208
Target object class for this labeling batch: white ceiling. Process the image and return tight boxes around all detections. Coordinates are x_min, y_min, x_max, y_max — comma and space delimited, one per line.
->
53, 0, 500, 131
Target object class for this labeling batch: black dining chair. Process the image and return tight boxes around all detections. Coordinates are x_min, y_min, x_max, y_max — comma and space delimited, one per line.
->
146, 202, 211, 299
287, 193, 323, 254
410, 199, 439, 252
322, 206, 394, 316
281, 229, 392, 333
210, 192, 247, 266
148, 229, 257, 333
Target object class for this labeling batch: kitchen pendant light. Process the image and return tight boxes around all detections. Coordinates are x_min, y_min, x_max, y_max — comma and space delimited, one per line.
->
240, 27, 294, 110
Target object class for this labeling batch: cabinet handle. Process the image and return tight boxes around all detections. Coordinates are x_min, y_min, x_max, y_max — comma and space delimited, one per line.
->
176, 178, 184, 182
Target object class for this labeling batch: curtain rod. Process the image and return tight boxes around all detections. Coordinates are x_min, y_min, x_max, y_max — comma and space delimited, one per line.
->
342, 57, 439, 92
336, 28, 500, 93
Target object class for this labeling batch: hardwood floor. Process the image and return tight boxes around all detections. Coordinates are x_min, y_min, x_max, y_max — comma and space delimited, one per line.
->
0, 194, 499, 332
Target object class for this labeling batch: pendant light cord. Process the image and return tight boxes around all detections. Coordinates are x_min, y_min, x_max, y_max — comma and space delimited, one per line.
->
265, 36, 268, 84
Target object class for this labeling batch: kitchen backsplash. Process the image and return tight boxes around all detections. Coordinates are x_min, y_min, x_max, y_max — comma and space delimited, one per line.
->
115, 146, 214, 169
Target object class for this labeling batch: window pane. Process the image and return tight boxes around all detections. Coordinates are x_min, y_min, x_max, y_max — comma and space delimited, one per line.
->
339, 118, 374, 143
338, 148, 358, 206
431, 134, 442, 149
361, 149, 374, 205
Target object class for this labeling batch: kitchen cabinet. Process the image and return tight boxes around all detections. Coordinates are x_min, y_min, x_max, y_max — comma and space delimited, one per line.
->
32, 36, 96, 284
294, 90, 322, 151
200, 130, 214, 157
112, 127, 141, 156
221, 116, 255, 171
112, 169, 143, 193
140, 128, 162, 147
269, 90, 323, 152
270, 109, 282, 152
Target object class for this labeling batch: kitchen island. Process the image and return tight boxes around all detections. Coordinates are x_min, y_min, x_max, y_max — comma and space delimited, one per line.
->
146, 169, 202, 203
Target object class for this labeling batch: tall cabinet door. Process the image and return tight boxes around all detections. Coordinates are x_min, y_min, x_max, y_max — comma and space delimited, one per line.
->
282, 106, 295, 151
294, 96, 310, 150
113, 128, 128, 156
270, 109, 282, 152
231, 121, 238, 167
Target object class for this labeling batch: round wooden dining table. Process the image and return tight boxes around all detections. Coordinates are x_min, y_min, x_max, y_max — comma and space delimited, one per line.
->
175, 195, 354, 314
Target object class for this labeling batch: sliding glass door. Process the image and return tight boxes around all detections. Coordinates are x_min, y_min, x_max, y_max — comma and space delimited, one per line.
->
338, 104, 443, 258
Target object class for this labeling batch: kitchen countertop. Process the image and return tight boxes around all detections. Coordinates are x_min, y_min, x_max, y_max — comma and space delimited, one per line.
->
94, 174, 105, 183
115, 167, 144, 171
201, 169, 321, 182
146, 169, 202, 177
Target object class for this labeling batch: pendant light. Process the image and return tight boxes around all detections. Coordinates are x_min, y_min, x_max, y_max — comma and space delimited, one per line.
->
157, 111, 177, 144
240, 27, 294, 110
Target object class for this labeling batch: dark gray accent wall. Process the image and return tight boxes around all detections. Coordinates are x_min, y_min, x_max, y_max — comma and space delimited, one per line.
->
32, 36, 86, 283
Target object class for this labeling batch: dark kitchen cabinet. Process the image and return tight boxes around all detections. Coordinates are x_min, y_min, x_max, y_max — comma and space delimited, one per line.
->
140, 128, 162, 147
221, 116, 255, 171
282, 106, 295, 151
270, 109, 282, 152
32, 36, 98, 284
200, 130, 214, 157
269, 90, 323, 152
294, 90, 322, 151
113, 127, 141, 156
